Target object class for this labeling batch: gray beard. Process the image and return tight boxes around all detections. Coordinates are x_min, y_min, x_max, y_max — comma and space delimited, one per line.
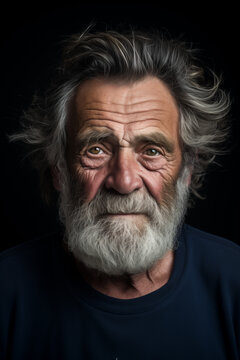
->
59, 167, 190, 276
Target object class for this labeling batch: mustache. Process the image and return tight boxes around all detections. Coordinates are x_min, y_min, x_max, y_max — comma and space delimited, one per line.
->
82, 188, 172, 218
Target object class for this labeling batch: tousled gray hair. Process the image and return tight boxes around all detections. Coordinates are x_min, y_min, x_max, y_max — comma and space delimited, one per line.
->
10, 28, 231, 205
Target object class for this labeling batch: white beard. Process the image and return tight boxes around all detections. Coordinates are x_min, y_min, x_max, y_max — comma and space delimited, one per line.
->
59, 167, 190, 276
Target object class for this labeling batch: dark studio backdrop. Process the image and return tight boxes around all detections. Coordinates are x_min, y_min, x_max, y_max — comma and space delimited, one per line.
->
0, 4, 239, 252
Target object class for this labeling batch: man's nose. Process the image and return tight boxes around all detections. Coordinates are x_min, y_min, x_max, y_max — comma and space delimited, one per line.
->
104, 149, 143, 194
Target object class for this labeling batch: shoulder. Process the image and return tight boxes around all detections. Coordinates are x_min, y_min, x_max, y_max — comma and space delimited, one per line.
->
0, 232, 64, 312
0, 232, 61, 285
0, 233, 53, 265
183, 224, 240, 255
183, 224, 240, 287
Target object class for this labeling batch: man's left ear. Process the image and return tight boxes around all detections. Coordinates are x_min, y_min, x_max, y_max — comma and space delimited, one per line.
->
51, 166, 62, 192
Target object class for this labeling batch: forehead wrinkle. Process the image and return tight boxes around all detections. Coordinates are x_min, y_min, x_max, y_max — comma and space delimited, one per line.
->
74, 76, 179, 119
81, 102, 175, 117
83, 99, 160, 106
81, 117, 168, 126
79, 109, 175, 127
76, 94, 179, 127
83, 98, 171, 109
77, 117, 179, 146
82, 108, 169, 116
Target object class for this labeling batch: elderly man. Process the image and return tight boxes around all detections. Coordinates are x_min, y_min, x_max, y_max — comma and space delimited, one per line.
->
1, 29, 239, 359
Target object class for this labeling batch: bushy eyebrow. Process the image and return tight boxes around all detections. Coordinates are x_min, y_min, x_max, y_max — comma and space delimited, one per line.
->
132, 133, 174, 153
76, 129, 174, 153
76, 129, 118, 151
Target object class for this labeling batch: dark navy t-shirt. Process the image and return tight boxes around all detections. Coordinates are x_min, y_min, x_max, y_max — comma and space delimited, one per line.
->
0, 224, 240, 359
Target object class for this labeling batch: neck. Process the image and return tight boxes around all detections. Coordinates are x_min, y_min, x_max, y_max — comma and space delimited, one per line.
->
73, 251, 175, 299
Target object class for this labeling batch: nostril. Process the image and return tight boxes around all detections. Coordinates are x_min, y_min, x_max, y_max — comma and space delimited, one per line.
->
103, 187, 140, 197
104, 188, 125, 196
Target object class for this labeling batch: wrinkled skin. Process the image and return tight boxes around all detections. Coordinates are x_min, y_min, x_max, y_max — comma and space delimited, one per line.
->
57, 76, 184, 298
66, 76, 182, 204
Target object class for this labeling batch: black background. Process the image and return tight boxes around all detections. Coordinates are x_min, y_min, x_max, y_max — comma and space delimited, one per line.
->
1, 3, 239, 251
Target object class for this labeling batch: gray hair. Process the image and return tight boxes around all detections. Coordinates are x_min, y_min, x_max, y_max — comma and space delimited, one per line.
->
10, 28, 231, 205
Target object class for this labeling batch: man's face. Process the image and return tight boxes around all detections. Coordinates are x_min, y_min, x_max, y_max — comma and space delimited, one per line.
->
67, 76, 182, 205
60, 76, 188, 275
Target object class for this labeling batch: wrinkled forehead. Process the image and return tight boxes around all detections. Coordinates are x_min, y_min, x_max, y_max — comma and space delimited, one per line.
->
67, 76, 180, 139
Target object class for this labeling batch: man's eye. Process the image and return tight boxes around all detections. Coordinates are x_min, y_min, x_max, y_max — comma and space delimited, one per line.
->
144, 148, 161, 156
87, 146, 104, 155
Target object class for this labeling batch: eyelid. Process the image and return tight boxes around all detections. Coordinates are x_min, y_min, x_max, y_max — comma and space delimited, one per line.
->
141, 143, 165, 153
144, 148, 161, 155
85, 143, 111, 156
87, 146, 104, 155
82, 142, 166, 156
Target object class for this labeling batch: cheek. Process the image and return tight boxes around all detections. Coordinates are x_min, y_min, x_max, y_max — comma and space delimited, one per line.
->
139, 160, 181, 203
74, 165, 108, 202
140, 169, 167, 203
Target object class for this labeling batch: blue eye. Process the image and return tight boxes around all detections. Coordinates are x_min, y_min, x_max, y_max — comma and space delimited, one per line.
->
88, 146, 104, 155
144, 148, 161, 156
